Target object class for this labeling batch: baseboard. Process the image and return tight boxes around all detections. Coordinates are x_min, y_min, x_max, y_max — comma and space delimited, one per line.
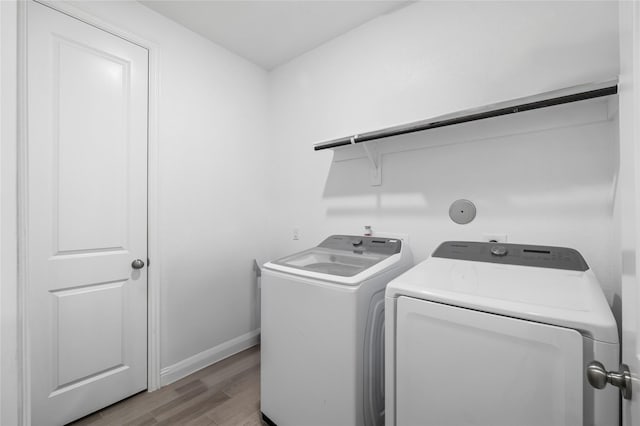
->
159, 329, 260, 387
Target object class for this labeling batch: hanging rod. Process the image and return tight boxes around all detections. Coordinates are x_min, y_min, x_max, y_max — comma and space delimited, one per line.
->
313, 81, 618, 151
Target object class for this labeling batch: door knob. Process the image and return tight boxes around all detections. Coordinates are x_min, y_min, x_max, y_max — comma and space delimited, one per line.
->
131, 259, 145, 270
586, 361, 632, 400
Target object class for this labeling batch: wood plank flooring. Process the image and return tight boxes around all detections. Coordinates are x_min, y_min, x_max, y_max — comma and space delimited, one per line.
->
69, 345, 261, 426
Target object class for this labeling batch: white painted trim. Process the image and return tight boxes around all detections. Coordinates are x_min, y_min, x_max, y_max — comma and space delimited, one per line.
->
16, 2, 29, 424
16, 3, 163, 423
160, 330, 261, 387
146, 47, 162, 393
1, 1, 20, 425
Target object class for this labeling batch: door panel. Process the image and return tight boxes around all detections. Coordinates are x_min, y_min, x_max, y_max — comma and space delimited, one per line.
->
53, 281, 126, 387
27, 2, 148, 424
54, 37, 130, 253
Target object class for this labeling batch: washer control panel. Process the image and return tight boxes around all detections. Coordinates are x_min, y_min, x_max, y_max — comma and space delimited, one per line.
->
432, 241, 588, 271
319, 235, 402, 255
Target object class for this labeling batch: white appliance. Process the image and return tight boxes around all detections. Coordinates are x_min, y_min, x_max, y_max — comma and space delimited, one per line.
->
261, 235, 413, 426
385, 241, 619, 426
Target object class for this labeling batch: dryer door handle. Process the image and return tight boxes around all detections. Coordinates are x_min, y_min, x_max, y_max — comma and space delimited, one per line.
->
586, 361, 632, 400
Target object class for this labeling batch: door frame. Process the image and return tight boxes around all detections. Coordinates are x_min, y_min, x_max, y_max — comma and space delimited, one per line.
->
12, 1, 162, 423
1, 1, 21, 425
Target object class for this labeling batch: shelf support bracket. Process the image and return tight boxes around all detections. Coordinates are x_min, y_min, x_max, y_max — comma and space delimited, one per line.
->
362, 141, 382, 186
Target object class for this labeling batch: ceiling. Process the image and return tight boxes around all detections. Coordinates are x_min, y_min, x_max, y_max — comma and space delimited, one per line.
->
140, 1, 413, 70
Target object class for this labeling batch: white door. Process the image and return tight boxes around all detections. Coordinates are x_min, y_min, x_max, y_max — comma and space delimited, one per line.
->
27, 2, 148, 425
620, 0, 640, 425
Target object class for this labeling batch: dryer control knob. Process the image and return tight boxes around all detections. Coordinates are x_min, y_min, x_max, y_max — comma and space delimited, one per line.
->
490, 245, 508, 256
352, 239, 363, 246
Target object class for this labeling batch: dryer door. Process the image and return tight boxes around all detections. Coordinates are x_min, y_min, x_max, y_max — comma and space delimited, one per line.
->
395, 296, 583, 426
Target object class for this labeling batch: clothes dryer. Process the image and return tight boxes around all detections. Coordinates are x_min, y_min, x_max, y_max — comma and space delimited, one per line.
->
385, 241, 619, 426
261, 235, 413, 426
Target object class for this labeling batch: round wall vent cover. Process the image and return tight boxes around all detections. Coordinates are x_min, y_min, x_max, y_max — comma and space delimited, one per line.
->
449, 199, 476, 225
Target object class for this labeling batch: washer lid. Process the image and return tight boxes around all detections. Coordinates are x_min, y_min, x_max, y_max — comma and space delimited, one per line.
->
271, 246, 388, 277
386, 244, 618, 344
264, 235, 406, 285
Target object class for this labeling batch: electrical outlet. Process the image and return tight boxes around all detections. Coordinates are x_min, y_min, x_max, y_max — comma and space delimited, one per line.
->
293, 227, 300, 240
482, 233, 507, 243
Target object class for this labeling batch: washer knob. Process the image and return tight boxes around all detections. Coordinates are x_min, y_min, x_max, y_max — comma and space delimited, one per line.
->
352, 239, 363, 246
490, 245, 508, 256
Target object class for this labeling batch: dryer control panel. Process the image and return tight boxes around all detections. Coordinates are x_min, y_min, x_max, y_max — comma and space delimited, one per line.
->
432, 241, 588, 271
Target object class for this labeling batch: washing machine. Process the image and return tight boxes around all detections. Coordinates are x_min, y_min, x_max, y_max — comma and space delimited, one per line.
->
261, 235, 413, 426
385, 241, 619, 426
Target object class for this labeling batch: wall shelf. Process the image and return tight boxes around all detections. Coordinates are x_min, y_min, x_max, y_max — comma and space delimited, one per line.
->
314, 80, 618, 186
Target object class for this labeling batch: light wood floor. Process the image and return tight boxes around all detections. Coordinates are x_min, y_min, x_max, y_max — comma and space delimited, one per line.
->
69, 345, 261, 426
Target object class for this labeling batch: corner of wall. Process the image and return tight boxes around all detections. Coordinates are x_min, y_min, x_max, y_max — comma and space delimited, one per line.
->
159, 329, 260, 387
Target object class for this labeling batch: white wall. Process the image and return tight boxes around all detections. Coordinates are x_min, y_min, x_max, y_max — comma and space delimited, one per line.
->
268, 1, 621, 306
67, 1, 270, 375
270, 1, 619, 144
